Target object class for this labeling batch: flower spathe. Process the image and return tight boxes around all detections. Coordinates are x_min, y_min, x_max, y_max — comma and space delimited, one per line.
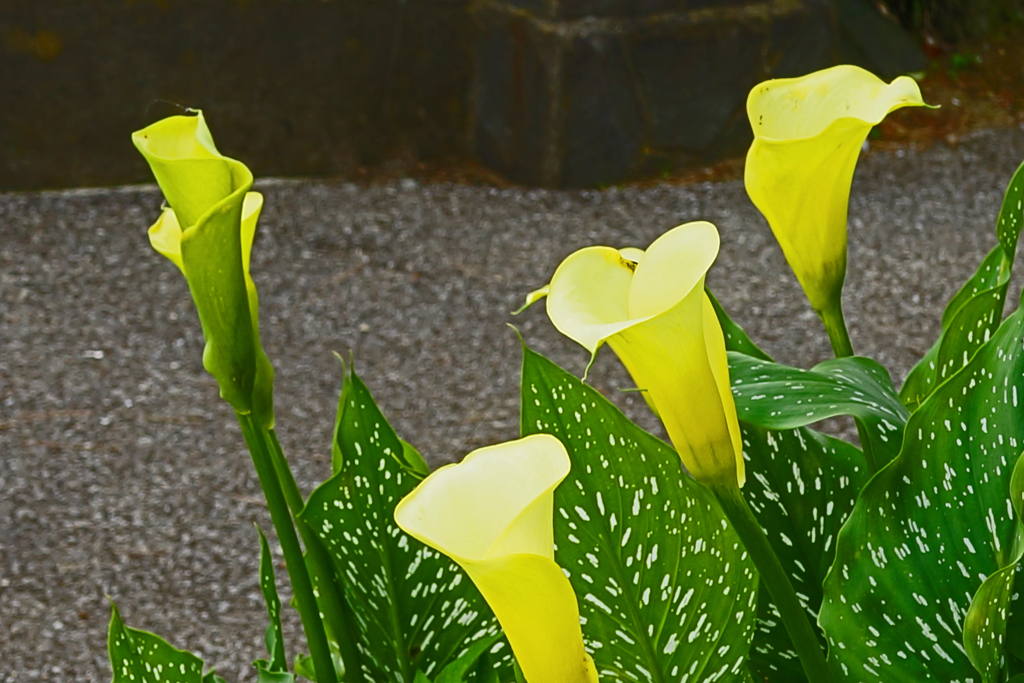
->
393, 434, 598, 683
537, 221, 743, 487
132, 112, 274, 427
745, 65, 927, 313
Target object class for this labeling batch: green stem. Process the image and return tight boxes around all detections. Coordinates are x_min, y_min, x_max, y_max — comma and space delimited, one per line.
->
852, 419, 878, 475
266, 429, 364, 682
711, 483, 834, 683
818, 301, 854, 359
817, 302, 878, 475
237, 413, 339, 683
266, 429, 305, 516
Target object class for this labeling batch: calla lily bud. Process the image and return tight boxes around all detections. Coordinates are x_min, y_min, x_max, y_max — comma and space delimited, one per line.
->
538, 222, 744, 488
745, 65, 927, 314
394, 434, 598, 683
133, 113, 274, 427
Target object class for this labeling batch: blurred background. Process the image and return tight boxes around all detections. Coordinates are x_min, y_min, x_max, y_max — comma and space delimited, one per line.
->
3, 0, 1024, 191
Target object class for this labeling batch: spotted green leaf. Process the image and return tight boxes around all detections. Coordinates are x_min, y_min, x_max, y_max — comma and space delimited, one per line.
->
963, 451, 1024, 683
730, 353, 908, 468
108, 602, 220, 683
520, 344, 759, 682
1008, 586, 1024, 666
432, 632, 505, 683
300, 365, 509, 683
708, 290, 772, 362
710, 291, 870, 682
820, 304, 1024, 682
254, 526, 294, 681
400, 439, 430, 478
900, 157, 1024, 411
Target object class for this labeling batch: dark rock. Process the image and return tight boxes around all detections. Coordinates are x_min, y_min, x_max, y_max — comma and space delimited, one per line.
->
472, 0, 844, 187
1, 0, 926, 191
560, 33, 646, 187
766, 0, 839, 79
473, 5, 562, 186
500, 0, 754, 20
629, 15, 766, 153
831, 0, 928, 79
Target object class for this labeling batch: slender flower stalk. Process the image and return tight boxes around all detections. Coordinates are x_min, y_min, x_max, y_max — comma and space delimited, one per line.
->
710, 483, 835, 683
237, 414, 339, 683
265, 430, 363, 681
821, 303, 854, 359
819, 312, 879, 474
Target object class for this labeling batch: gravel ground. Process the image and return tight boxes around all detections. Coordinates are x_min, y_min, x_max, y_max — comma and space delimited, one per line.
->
3, 126, 1024, 682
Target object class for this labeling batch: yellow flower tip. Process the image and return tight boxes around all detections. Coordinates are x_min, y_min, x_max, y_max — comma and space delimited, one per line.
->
544, 222, 743, 489
240, 192, 264, 274
744, 65, 929, 314
148, 207, 185, 274
747, 65, 927, 143
514, 284, 550, 315
545, 222, 719, 355
395, 433, 569, 560
546, 246, 632, 354
132, 111, 253, 231
617, 246, 645, 264
394, 435, 597, 683
131, 110, 221, 164
627, 221, 718, 319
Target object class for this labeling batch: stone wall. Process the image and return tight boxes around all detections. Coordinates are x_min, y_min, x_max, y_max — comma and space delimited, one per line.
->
472, 0, 839, 187
2, 0, 473, 190
1, 0, 924, 190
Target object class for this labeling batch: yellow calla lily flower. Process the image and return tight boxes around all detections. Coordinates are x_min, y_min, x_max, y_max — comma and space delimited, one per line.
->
394, 434, 598, 683
745, 64, 927, 315
133, 112, 274, 427
149, 191, 264, 279
534, 221, 743, 487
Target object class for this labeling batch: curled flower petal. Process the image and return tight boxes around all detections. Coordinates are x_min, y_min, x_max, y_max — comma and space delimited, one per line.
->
394, 434, 597, 683
147, 191, 264, 279
544, 221, 743, 487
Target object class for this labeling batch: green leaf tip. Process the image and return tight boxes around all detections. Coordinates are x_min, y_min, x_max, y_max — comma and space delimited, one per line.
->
505, 323, 526, 347
107, 600, 215, 683
963, 450, 1024, 683
900, 154, 1024, 411
255, 525, 289, 675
